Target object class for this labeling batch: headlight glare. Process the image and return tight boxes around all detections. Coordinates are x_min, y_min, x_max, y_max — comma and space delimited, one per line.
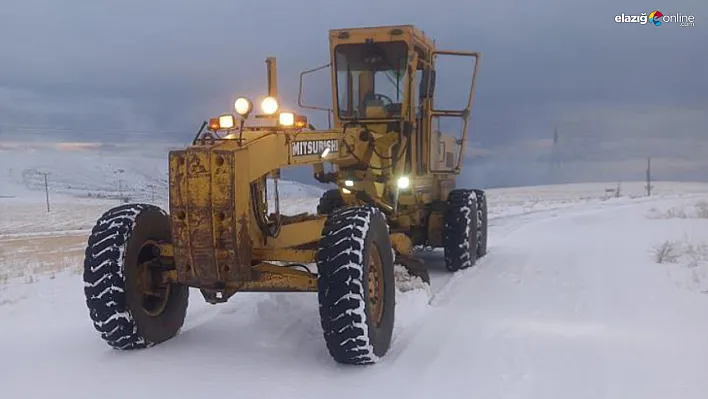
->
234, 97, 252, 115
279, 112, 295, 126
261, 97, 279, 115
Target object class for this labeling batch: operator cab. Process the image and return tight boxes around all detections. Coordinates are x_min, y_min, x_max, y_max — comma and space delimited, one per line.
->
334, 40, 407, 120
317, 25, 480, 176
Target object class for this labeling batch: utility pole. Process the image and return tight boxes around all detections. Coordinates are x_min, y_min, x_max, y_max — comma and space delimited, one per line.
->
147, 184, 155, 202
646, 157, 652, 196
113, 169, 125, 202
549, 126, 562, 184
38, 171, 50, 212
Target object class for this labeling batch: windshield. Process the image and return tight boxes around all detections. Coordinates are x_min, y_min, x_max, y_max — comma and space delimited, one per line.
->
334, 41, 408, 120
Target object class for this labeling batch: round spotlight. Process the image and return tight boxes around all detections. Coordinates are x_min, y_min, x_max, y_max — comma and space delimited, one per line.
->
261, 97, 279, 115
234, 97, 252, 115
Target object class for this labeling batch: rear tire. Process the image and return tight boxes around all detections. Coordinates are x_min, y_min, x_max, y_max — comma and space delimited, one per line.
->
472, 189, 488, 258
316, 205, 395, 365
443, 189, 479, 271
316, 189, 345, 215
83, 203, 188, 349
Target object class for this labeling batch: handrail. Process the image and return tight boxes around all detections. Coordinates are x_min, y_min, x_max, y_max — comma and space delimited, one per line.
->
298, 63, 333, 129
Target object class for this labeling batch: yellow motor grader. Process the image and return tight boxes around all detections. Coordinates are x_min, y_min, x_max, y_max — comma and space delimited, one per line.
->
82, 24, 486, 365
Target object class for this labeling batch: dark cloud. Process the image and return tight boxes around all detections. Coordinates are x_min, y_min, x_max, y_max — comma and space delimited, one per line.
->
0, 0, 705, 186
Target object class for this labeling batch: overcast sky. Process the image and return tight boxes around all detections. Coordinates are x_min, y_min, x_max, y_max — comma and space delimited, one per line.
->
0, 0, 705, 188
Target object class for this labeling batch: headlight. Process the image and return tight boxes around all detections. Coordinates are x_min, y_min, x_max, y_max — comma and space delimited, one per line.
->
279, 112, 294, 126
218, 114, 235, 129
261, 97, 279, 115
234, 97, 252, 116
397, 176, 410, 189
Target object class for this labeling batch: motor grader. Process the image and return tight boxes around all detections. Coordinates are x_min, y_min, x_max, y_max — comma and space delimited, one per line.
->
82, 24, 487, 365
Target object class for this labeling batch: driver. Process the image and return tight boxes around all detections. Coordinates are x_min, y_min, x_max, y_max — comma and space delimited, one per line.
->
360, 90, 399, 118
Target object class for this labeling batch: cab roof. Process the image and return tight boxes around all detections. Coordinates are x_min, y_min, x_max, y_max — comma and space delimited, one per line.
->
328, 25, 435, 49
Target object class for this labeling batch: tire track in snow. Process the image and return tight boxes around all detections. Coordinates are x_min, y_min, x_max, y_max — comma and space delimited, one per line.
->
387, 199, 690, 397
381, 209, 552, 375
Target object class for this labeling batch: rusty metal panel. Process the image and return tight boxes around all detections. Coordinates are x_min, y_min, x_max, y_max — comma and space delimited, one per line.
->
168, 147, 252, 287
210, 150, 246, 282
168, 150, 194, 283
184, 149, 218, 285
233, 148, 253, 279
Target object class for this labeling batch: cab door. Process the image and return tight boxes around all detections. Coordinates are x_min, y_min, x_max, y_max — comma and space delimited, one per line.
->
425, 50, 481, 174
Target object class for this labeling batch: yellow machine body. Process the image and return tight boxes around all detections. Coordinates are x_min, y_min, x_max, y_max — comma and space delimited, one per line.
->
159, 25, 481, 303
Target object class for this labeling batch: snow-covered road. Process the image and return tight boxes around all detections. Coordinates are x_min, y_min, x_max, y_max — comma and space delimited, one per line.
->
391, 199, 708, 399
2, 191, 708, 398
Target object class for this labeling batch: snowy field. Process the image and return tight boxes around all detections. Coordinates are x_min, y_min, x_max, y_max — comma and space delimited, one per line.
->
2, 146, 708, 398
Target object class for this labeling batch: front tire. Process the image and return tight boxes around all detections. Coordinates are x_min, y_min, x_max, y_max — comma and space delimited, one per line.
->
316, 189, 345, 215
316, 205, 395, 365
83, 203, 188, 349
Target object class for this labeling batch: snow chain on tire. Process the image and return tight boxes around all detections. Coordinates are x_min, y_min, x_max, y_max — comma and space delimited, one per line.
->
443, 189, 479, 271
83, 203, 188, 349
316, 205, 395, 365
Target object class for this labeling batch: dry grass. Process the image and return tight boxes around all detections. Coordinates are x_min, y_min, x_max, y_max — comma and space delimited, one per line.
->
685, 242, 708, 268
696, 201, 708, 219
653, 240, 681, 264
0, 234, 85, 283
653, 237, 708, 294
653, 238, 708, 266
651, 201, 708, 220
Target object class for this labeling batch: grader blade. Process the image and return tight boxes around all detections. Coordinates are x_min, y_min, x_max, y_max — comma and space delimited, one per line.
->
396, 253, 431, 284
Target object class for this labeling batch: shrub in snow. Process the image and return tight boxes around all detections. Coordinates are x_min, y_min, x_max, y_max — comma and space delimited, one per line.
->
695, 201, 708, 219
653, 240, 680, 264
650, 201, 708, 220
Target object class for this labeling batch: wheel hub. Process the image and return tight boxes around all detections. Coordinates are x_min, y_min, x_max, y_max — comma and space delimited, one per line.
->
136, 240, 171, 317
367, 243, 384, 326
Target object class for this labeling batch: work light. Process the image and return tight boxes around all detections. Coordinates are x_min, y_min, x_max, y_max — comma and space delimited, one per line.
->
261, 97, 279, 115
